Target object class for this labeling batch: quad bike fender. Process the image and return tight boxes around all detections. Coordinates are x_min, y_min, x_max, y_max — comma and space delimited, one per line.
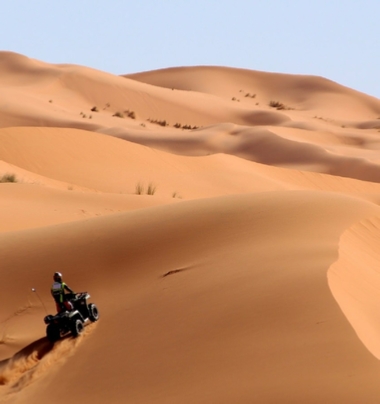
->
44, 315, 54, 324
68, 309, 85, 323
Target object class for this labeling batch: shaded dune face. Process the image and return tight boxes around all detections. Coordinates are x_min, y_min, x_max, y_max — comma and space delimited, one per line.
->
328, 216, 380, 359
1, 51, 380, 403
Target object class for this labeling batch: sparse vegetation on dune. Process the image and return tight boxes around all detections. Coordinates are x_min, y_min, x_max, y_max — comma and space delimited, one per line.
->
135, 182, 144, 195
269, 100, 294, 110
135, 181, 157, 195
172, 191, 182, 199
124, 110, 136, 119
0, 173, 17, 183
269, 100, 286, 110
174, 123, 199, 130
90, 104, 136, 119
148, 118, 168, 127
146, 182, 156, 195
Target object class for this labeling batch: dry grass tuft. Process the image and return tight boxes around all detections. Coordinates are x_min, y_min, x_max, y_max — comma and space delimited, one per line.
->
269, 100, 294, 110
135, 181, 157, 195
0, 173, 17, 183
147, 182, 157, 195
269, 100, 286, 110
148, 118, 168, 127
124, 110, 136, 119
135, 182, 144, 195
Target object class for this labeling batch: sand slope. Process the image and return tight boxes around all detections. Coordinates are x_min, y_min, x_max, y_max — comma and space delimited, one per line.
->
1, 52, 380, 403
1, 193, 380, 403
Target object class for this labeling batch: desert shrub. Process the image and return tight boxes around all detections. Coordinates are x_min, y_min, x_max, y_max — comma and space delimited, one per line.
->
135, 182, 144, 195
148, 119, 168, 127
135, 182, 145, 195
269, 100, 286, 110
124, 110, 136, 119
183, 124, 196, 130
0, 173, 17, 183
91, 106, 99, 112
113, 111, 124, 118
135, 182, 157, 195
172, 191, 182, 198
147, 182, 157, 195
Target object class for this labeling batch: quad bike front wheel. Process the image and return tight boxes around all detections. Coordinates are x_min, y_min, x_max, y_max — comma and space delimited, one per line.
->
71, 318, 84, 338
88, 303, 99, 322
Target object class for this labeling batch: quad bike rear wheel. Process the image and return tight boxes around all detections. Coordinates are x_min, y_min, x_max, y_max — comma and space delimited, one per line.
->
46, 323, 60, 343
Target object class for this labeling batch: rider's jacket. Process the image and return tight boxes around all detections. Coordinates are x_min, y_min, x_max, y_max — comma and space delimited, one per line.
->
51, 281, 73, 303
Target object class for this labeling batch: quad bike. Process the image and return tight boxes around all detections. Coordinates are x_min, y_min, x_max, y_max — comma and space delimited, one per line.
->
44, 292, 99, 342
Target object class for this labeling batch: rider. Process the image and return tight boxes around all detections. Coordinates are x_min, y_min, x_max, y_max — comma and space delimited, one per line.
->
51, 272, 75, 313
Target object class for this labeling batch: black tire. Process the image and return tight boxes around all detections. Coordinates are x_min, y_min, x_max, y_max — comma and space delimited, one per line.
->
71, 318, 84, 337
88, 303, 99, 322
46, 323, 60, 342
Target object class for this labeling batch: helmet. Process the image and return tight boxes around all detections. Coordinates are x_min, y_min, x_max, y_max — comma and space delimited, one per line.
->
53, 272, 62, 282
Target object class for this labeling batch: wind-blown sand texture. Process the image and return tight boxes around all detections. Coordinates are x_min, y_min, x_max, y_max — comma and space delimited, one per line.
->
1, 51, 380, 403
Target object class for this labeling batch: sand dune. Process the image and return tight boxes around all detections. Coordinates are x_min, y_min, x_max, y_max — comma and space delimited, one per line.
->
2, 192, 380, 403
125, 65, 380, 120
1, 51, 380, 185
1, 51, 380, 403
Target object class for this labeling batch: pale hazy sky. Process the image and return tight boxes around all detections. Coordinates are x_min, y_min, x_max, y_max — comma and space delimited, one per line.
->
2, 0, 379, 98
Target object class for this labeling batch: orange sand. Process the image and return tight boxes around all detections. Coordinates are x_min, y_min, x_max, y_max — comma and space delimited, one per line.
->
1, 51, 380, 403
